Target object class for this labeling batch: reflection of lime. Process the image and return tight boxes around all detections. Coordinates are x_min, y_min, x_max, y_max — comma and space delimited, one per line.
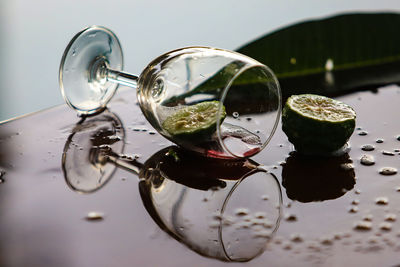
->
162, 101, 226, 140
282, 94, 356, 154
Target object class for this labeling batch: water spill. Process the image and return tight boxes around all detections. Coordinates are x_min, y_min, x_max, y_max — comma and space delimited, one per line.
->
379, 167, 397, 175
85, 211, 104, 221
360, 154, 375, 166
361, 144, 375, 151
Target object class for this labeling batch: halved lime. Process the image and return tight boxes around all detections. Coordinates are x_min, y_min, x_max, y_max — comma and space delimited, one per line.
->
162, 101, 226, 141
282, 94, 356, 155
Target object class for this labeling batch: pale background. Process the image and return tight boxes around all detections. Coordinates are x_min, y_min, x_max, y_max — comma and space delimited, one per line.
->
1, 0, 399, 121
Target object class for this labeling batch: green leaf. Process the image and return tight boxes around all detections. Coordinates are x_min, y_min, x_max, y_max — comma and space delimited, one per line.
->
237, 13, 400, 97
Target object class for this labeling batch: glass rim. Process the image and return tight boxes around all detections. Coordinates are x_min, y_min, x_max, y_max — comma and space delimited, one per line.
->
216, 62, 282, 158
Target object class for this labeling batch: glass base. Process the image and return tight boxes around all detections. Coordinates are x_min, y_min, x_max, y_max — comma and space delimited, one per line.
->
59, 26, 123, 115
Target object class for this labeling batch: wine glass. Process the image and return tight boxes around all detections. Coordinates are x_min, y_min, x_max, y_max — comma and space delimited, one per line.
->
59, 26, 282, 158
62, 113, 283, 262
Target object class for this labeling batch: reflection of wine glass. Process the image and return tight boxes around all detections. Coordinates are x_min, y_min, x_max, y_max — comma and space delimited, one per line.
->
59, 26, 281, 158
62, 114, 282, 262
62, 110, 125, 193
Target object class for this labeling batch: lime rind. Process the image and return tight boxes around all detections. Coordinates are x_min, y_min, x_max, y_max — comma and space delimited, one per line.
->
282, 94, 356, 155
162, 101, 226, 141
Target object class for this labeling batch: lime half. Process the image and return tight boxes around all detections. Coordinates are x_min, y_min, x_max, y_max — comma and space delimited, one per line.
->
162, 101, 226, 141
282, 94, 356, 155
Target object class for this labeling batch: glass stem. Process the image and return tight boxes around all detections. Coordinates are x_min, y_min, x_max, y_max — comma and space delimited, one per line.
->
106, 68, 139, 89
107, 153, 143, 176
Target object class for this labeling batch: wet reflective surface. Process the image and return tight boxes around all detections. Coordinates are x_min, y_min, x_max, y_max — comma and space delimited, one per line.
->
0, 84, 400, 266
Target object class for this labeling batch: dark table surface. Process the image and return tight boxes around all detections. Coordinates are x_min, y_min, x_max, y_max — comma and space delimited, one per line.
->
0, 82, 400, 266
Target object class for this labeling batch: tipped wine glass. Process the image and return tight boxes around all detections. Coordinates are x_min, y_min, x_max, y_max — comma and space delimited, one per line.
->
59, 26, 281, 158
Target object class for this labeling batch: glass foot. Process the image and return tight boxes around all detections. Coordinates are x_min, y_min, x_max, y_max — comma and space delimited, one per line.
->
59, 26, 123, 115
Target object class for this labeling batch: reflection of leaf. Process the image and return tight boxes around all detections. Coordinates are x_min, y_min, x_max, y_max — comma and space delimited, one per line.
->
237, 13, 400, 96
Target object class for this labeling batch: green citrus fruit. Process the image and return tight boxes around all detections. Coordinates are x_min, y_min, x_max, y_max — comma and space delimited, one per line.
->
162, 101, 226, 141
282, 94, 356, 155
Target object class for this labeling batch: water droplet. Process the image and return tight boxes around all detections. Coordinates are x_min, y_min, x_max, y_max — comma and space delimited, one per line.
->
246, 117, 252, 121
85, 211, 104, 221
253, 230, 271, 239
354, 221, 372, 231
385, 214, 397, 222
360, 154, 375, 166
355, 189, 362, 195
363, 214, 373, 221
375, 197, 389, 205
285, 214, 297, 222
396, 186, 400, 192
254, 212, 266, 219
351, 199, 360, 205
367, 236, 378, 244
333, 233, 343, 240
261, 194, 269, 200
283, 242, 292, 250
379, 167, 397, 176
382, 151, 395, 156
340, 163, 354, 171
222, 216, 235, 226
397, 135, 400, 141
349, 206, 359, 213
376, 138, 384, 143
361, 144, 375, 151
290, 233, 304, 243
320, 236, 333, 245
236, 221, 252, 229
209, 221, 220, 229
234, 208, 249, 216
149, 131, 156, 135
232, 112, 240, 119
211, 213, 223, 221
379, 222, 392, 231
0, 170, 5, 183
358, 131, 368, 136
